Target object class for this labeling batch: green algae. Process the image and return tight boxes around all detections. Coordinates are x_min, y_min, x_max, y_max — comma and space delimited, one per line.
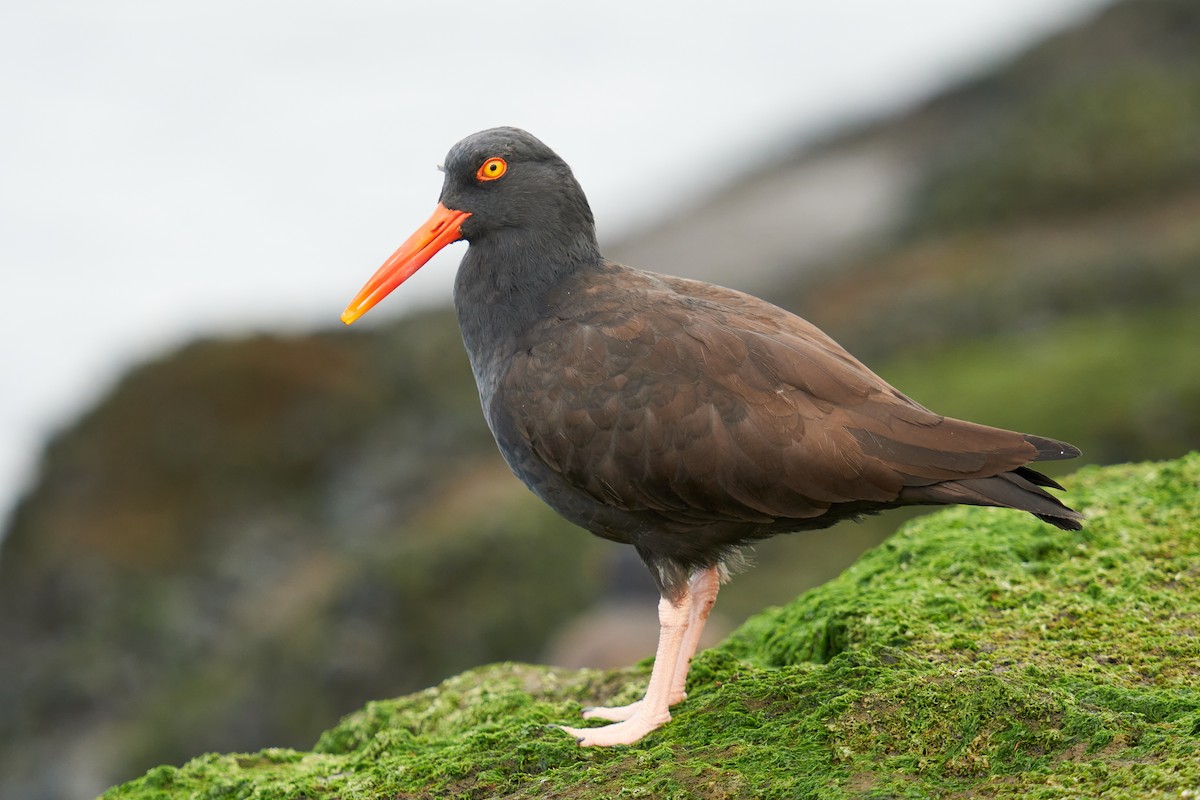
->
103, 454, 1200, 799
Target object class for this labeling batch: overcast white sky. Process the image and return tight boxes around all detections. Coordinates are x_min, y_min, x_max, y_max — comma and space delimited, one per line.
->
0, 0, 1109, 530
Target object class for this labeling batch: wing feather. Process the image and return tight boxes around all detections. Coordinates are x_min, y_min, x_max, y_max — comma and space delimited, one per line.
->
495, 264, 1056, 530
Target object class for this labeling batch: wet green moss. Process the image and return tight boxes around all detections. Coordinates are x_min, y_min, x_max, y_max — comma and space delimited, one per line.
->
104, 454, 1200, 799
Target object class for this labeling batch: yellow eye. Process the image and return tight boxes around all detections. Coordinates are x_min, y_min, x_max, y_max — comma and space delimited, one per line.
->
476, 156, 507, 182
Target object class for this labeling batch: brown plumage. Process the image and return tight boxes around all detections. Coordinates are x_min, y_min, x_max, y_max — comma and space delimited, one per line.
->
341, 127, 1082, 746
494, 263, 1079, 599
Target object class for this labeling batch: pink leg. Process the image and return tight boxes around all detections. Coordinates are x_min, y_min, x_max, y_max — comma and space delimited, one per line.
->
558, 592, 690, 746
566, 566, 722, 743
669, 565, 721, 699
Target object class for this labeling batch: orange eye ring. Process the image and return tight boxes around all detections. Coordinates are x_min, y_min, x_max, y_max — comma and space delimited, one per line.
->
476, 157, 507, 182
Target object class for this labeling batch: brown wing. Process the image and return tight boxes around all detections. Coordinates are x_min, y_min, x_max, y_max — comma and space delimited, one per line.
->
498, 263, 1064, 528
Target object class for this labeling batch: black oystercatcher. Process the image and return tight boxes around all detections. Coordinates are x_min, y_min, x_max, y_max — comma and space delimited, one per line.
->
340, 127, 1082, 746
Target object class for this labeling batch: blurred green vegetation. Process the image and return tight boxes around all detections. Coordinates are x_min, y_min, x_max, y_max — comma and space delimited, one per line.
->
879, 305, 1200, 466
914, 65, 1200, 231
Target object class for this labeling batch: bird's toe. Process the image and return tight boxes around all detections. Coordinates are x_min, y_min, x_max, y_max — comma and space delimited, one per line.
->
581, 700, 642, 722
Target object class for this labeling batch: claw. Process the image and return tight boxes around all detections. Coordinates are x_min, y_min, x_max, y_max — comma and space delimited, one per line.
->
551, 724, 586, 745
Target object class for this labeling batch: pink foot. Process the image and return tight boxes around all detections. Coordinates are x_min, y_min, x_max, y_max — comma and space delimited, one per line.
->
557, 712, 670, 746
582, 692, 686, 722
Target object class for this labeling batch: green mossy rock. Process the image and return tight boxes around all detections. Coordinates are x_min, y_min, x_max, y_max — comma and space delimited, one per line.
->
103, 454, 1200, 799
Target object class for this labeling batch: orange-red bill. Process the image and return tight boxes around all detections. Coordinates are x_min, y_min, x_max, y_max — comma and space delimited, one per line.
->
340, 203, 472, 325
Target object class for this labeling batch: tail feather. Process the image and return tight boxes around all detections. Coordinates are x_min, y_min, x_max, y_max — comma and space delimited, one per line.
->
1013, 465, 1066, 491
901, 467, 1083, 531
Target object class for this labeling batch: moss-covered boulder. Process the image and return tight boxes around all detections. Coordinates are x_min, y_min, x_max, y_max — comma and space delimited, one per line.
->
103, 454, 1200, 799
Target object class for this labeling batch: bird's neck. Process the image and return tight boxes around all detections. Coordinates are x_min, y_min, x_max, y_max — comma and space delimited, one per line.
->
453, 226, 601, 376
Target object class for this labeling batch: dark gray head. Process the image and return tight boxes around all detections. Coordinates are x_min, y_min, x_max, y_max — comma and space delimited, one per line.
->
340, 127, 600, 326
439, 127, 598, 254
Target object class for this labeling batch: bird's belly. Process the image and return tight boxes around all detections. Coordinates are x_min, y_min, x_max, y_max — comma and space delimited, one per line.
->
484, 407, 641, 545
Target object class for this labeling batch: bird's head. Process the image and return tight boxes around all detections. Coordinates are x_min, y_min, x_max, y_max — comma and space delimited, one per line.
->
341, 127, 597, 325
